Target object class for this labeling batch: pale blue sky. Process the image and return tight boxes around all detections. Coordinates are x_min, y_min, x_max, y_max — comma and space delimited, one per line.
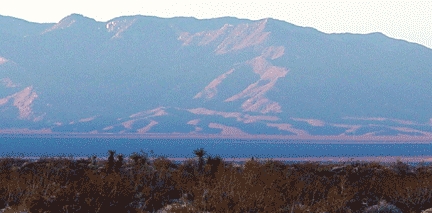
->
1, 1, 431, 49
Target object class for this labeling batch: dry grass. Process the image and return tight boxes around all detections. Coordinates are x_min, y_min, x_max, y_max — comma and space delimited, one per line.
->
1, 150, 432, 213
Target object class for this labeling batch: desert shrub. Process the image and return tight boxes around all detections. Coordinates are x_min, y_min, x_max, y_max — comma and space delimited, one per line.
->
204, 155, 224, 178
129, 150, 149, 166
153, 157, 177, 171
390, 159, 412, 176
172, 158, 198, 198
0, 158, 26, 171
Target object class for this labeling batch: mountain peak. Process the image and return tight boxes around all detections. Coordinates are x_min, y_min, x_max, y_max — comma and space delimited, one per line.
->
61, 13, 93, 21
42, 14, 97, 33
57, 13, 96, 25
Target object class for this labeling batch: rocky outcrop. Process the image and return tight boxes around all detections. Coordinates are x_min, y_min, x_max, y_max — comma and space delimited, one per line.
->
363, 200, 402, 213
421, 208, 432, 213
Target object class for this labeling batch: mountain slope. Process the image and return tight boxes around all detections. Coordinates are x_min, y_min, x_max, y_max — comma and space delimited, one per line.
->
1, 14, 432, 139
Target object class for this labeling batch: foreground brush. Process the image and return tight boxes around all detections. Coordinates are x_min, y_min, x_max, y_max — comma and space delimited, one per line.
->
1, 149, 432, 212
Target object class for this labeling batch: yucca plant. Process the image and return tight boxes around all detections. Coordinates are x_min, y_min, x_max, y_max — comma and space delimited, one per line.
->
87, 155, 98, 169
193, 148, 207, 174
106, 150, 116, 173
91, 155, 97, 165
193, 148, 207, 159
115, 154, 123, 173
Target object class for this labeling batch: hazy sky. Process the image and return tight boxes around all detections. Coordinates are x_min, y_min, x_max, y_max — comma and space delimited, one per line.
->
1, 1, 431, 49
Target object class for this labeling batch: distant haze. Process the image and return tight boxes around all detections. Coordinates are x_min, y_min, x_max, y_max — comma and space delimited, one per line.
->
0, 1, 431, 49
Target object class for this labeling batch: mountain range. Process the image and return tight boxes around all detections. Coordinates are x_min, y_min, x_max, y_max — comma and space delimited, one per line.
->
1, 13, 432, 140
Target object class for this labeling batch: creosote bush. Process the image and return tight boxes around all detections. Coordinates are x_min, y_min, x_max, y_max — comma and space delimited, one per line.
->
1, 148, 432, 212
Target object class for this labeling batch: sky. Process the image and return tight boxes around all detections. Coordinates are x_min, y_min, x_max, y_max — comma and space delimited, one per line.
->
1, 1, 431, 49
